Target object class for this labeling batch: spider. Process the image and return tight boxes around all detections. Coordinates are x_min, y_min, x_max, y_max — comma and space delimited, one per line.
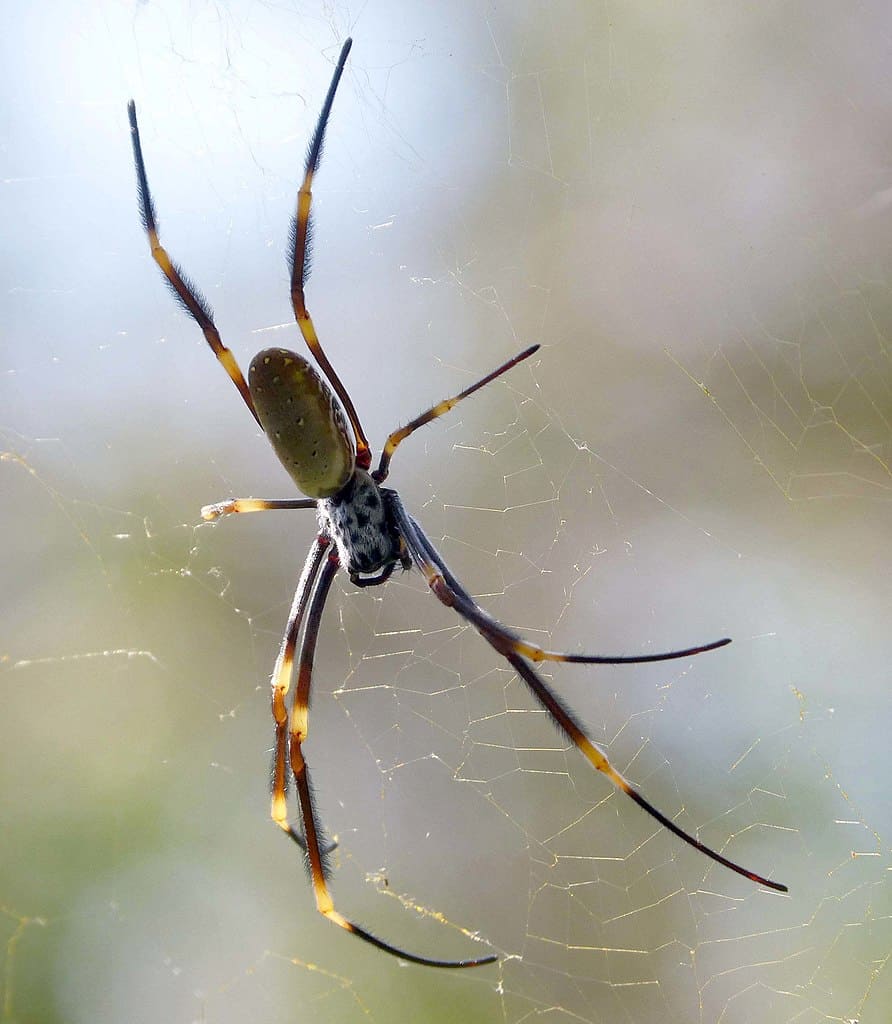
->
127, 38, 787, 969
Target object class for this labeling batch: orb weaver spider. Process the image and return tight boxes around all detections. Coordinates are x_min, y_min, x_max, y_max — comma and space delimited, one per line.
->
127, 38, 787, 969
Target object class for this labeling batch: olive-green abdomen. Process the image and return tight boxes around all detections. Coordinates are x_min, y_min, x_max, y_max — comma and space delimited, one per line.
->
248, 348, 354, 498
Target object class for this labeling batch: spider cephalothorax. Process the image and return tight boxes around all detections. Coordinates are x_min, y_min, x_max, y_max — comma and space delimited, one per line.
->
129, 37, 786, 970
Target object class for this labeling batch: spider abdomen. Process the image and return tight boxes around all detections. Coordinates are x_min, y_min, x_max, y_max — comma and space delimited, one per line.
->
249, 348, 354, 499
318, 469, 400, 575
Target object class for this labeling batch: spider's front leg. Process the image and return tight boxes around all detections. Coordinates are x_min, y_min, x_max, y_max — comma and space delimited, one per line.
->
127, 102, 261, 427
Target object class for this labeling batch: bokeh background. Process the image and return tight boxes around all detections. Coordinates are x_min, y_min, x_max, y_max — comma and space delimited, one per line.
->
2, 2, 890, 1022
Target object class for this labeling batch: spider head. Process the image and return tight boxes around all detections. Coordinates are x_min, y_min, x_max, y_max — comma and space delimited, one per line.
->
248, 348, 355, 498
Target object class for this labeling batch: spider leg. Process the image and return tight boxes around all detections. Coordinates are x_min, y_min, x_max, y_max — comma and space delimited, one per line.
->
202, 497, 316, 521
270, 536, 332, 854
289, 38, 372, 470
374, 345, 540, 483
382, 494, 729, 664
127, 102, 260, 427
389, 496, 787, 894
287, 545, 496, 967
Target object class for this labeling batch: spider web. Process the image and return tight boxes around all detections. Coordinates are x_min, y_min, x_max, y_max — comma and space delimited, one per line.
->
2, 3, 890, 1022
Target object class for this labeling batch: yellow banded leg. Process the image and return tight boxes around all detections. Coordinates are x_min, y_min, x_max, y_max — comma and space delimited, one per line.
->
388, 496, 787, 894
288, 39, 371, 468
286, 552, 496, 966
504, 650, 787, 892
375, 345, 540, 482
269, 538, 329, 846
126, 101, 260, 427
288, 732, 496, 967
202, 497, 316, 521
387, 496, 730, 665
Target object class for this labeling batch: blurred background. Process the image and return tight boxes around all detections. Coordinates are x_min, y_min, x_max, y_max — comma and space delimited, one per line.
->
2, 2, 890, 1022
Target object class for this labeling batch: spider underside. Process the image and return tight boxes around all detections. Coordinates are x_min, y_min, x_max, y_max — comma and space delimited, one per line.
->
128, 37, 787, 970
318, 469, 406, 579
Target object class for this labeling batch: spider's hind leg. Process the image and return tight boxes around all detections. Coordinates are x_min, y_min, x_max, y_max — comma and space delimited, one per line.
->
275, 763, 339, 856
288, 536, 495, 967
